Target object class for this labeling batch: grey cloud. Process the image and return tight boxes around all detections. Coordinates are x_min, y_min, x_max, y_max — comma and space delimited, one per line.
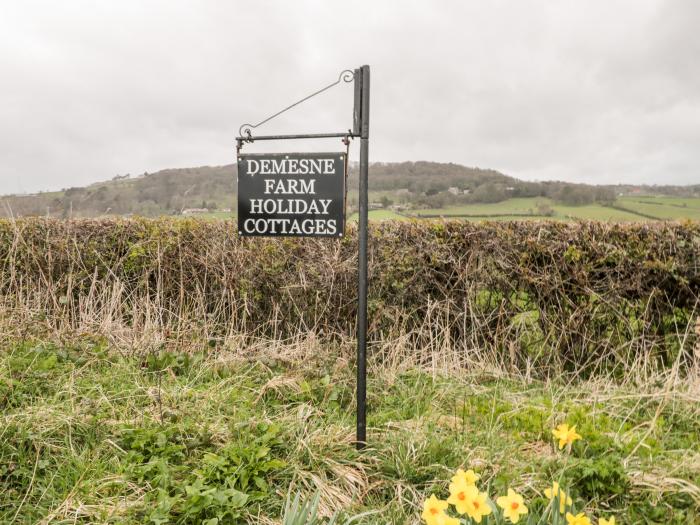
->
0, 0, 698, 195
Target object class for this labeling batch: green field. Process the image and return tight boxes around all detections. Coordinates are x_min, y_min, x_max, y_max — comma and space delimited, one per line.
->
552, 203, 641, 221
181, 196, 700, 224
406, 198, 639, 222
617, 197, 700, 221
348, 209, 409, 221
405, 196, 700, 222
2, 340, 698, 523
621, 196, 700, 208
191, 211, 236, 220
411, 198, 544, 217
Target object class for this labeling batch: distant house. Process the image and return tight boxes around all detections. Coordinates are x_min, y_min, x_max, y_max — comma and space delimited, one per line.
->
506, 187, 515, 191
447, 187, 460, 195
463, 189, 471, 195
182, 208, 209, 215
369, 202, 384, 210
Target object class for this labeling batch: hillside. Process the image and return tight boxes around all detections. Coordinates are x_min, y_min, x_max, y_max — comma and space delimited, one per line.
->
1, 161, 699, 218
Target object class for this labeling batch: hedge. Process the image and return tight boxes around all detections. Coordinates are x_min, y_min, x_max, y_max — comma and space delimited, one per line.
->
1, 218, 698, 374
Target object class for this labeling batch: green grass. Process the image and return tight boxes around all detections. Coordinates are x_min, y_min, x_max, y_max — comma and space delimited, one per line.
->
1, 339, 698, 524
349, 209, 409, 221
410, 198, 545, 217
407, 196, 700, 222
406, 198, 645, 222
617, 198, 700, 221
172, 197, 700, 224
621, 196, 700, 209
193, 211, 236, 220
551, 203, 642, 221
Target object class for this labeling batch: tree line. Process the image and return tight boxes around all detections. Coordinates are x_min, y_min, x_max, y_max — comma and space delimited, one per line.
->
1, 161, 697, 218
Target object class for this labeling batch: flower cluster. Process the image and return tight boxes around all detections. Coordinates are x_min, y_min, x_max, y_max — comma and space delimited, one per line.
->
422, 469, 527, 525
421, 423, 617, 525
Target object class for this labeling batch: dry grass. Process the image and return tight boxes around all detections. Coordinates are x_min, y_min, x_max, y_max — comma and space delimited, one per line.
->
1, 218, 699, 379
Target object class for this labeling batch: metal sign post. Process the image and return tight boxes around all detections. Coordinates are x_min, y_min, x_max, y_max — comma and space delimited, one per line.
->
236, 65, 370, 449
356, 66, 369, 449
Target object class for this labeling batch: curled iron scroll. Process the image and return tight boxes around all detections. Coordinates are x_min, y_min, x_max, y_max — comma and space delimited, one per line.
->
238, 69, 355, 138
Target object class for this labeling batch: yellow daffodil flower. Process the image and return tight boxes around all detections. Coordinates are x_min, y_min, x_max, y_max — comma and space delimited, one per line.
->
496, 488, 529, 523
565, 512, 592, 525
552, 423, 582, 450
544, 481, 573, 513
447, 480, 492, 523
599, 517, 615, 525
422, 495, 458, 525
448, 479, 476, 514
450, 468, 480, 486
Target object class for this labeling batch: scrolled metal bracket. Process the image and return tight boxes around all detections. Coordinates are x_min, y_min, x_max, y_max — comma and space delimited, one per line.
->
236, 69, 356, 153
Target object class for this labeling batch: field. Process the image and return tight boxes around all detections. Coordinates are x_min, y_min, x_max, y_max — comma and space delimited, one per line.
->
617, 197, 700, 221
211, 197, 700, 224
1, 219, 699, 524
348, 209, 408, 221
406, 196, 700, 222
2, 338, 699, 524
627, 196, 700, 208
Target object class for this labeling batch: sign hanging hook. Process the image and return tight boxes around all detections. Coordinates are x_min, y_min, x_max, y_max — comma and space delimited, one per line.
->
238, 69, 355, 140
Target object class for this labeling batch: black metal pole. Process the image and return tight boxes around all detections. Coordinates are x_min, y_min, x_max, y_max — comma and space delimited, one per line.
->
357, 65, 370, 449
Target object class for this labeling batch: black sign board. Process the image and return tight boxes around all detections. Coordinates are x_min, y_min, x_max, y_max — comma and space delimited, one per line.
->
237, 152, 346, 238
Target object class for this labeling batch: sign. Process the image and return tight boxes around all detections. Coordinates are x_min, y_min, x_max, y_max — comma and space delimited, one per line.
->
235, 65, 369, 448
237, 152, 346, 237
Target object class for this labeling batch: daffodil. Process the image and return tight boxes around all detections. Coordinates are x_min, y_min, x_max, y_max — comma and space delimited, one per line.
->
552, 423, 582, 450
565, 512, 592, 525
447, 480, 492, 523
599, 517, 615, 525
496, 488, 528, 523
450, 468, 480, 486
544, 481, 573, 513
422, 495, 459, 525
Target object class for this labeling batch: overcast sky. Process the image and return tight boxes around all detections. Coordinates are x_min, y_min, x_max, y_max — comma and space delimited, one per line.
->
1, 1, 698, 194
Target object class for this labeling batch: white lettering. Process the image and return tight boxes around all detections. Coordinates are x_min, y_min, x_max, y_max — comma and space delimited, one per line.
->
250, 199, 263, 214
247, 157, 336, 175
300, 179, 315, 194
301, 219, 314, 235
247, 160, 259, 176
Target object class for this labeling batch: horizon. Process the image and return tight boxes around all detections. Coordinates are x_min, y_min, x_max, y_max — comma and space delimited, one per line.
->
3, 158, 700, 198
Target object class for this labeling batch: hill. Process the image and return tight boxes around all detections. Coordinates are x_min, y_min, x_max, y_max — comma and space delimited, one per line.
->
1, 161, 699, 218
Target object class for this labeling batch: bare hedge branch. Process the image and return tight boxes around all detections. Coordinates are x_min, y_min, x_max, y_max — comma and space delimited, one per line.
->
1, 218, 698, 376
